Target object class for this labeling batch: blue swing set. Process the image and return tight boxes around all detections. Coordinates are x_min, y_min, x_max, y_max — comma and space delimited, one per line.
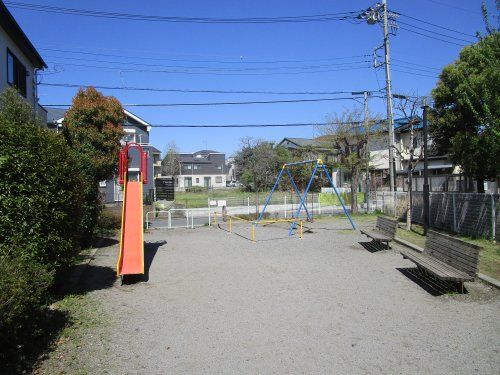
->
256, 159, 356, 236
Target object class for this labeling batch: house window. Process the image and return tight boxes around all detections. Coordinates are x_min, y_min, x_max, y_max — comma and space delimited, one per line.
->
184, 177, 192, 187
7, 50, 27, 97
184, 164, 192, 170
217, 165, 222, 170
99, 180, 107, 187
196, 178, 199, 183
216, 176, 222, 183
193, 164, 199, 170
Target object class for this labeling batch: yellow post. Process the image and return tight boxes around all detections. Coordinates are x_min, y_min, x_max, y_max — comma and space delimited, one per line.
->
300, 220, 303, 239
251, 223, 256, 242
229, 217, 232, 233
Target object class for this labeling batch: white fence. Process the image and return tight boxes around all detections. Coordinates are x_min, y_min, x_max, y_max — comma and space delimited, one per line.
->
146, 208, 212, 230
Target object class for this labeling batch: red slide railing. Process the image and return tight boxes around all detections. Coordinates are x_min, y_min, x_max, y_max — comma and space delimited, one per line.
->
118, 143, 148, 185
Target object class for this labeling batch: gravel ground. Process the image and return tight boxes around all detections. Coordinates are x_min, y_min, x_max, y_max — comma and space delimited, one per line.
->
79, 218, 499, 374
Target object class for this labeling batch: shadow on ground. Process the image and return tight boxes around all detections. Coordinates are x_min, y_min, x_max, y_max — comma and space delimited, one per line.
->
92, 237, 119, 248
397, 267, 468, 296
358, 241, 390, 253
72, 264, 117, 294
122, 240, 166, 284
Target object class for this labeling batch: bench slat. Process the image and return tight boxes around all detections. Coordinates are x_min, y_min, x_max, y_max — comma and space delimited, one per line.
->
426, 239, 480, 267
425, 232, 480, 277
360, 229, 391, 241
400, 248, 474, 282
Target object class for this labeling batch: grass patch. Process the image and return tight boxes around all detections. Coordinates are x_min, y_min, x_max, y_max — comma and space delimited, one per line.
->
174, 188, 263, 208
319, 192, 365, 206
34, 294, 108, 375
396, 224, 500, 280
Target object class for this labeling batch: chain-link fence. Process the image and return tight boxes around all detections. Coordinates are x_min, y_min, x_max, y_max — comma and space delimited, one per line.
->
372, 191, 499, 240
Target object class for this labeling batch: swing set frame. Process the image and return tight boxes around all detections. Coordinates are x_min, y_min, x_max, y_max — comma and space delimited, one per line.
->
256, 159, 356, 236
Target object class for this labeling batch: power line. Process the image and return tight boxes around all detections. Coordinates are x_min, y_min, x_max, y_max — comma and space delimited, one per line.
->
149, 123, 334, 128
42, 54, 370, 71
392, 63, 440, 74
398, 11, 477, 37
43, 96, 376, 108
392, 58, 441, 71
5, 1, 359, 23
39, 82, 382, 96
44, 61, 372, 75
398, 20, 475, 44
149, 121, 369, 128
399, 26, 468, 46
392, 68, 438, 79
39, 47, 371, 65
419, 0, 482, 16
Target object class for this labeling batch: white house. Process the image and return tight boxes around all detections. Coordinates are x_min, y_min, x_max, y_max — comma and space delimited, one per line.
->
0, 1, 46, 121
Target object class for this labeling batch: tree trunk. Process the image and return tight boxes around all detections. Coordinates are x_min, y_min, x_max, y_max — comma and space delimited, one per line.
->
350, 167, 359, 214
476, 177, 485, 193
406, 168, 412, 230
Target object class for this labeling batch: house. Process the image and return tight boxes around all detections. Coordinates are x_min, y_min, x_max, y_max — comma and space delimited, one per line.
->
0, 0, 47, 121
46, 107, 162, 203
277, 137, 331, 152
277, 136, 349, 188
277, 117, 455, 192
173, 150, 226, 191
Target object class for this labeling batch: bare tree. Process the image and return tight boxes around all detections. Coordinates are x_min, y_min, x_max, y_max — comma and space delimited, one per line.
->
393, 95, 424, 230
161, 141, 180, 177
317, 108, 379, 214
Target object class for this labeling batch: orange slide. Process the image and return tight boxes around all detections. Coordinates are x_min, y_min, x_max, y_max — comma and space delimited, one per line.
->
116, 179, 144, 276
116, 143, 148, 277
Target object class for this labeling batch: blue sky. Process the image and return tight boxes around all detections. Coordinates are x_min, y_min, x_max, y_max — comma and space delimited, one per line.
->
8, 0, 492, 156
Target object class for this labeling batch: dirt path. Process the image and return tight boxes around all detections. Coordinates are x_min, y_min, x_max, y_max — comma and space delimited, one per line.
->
75, 220, 499, 374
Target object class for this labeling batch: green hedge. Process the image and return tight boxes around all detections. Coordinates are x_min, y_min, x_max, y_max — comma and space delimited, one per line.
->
0, 88, 84, 370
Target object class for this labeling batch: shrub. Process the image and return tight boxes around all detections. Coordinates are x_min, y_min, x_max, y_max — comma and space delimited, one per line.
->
0, 256, 54, 371
185, 186, 206, 193
62, 87, 124, 244
0, 88, 84, 370
0, 88, 83, 269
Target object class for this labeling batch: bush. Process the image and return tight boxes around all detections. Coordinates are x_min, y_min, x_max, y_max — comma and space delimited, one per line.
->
185, 186, 206, 193
0, 89, 84, 269
0, 88, 84, 370
0, 256, 54, 371
62, 87, 124, 244
95, 209, 122, 237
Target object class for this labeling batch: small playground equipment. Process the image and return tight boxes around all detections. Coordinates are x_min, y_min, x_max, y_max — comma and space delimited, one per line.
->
257, 159, 356, 235
213, 211, 303, 242
116, 143, 148, 278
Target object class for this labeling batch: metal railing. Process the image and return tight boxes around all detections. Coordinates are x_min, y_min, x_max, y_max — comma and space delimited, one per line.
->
146, 208, 212, 230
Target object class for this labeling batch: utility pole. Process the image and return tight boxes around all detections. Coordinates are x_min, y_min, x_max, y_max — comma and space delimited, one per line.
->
422, 105, 430, 235
358, 0, 398, 211
382, 0, 396, 197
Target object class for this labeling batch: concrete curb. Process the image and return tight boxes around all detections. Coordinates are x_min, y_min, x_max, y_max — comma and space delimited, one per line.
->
394, 237, 500, 289
477, 273, 500, 289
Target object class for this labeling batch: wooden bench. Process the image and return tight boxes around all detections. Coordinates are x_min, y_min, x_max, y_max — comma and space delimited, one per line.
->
360, 216, 398, 249
400, 230, 482, 292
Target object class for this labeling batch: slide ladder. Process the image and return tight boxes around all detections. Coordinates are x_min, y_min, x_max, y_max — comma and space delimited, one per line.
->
116, 143, 148, 277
